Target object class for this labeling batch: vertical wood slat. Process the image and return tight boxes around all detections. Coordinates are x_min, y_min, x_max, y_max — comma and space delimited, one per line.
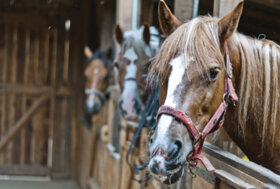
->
31, 27, 46, 165
52, 19, 71, 178
0, 24, 9, 164
213, 0, 240, 17
63, 29, 70, 82
43, 29, 50, 84
20, 27, 31, 165
7, 24, 18, 164
1, 25, 9, 163
0, 24, 3, 164
174, 0, 193, 22
47, 27, 57, 168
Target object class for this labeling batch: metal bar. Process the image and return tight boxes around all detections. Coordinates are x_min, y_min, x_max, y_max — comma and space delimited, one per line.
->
192, 0, 200, 18
132, 0, 139, 30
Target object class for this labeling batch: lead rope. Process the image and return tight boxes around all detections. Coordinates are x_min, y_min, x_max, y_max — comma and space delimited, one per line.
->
126, 82, 160, 183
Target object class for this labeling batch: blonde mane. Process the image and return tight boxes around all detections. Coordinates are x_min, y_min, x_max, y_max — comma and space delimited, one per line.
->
149, 15, 280, 150
233, 33, 280, 150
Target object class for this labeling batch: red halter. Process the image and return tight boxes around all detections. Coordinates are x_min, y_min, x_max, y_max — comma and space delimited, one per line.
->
156, 42, 238, 172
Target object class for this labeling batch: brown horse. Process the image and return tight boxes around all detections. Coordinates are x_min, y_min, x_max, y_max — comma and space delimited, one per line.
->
84, 47, 111, 115
148, 0, 280, 184
114, 24, 159, 121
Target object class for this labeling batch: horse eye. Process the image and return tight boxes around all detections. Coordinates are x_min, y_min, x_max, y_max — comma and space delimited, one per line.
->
209, 68, 219, 81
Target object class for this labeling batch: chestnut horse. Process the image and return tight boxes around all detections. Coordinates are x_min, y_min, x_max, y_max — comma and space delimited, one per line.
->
114, 24, 159, 121
84, 47, 111, 116
148, 0, 280, 184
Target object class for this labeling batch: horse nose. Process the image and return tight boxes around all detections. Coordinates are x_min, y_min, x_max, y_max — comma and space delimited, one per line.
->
85, 102, 100, 114
92, 103, 100, 114
166, 139, 183, 161
119, 98, 139, 121
149, 156, 165, 175
124, 114, 138, 121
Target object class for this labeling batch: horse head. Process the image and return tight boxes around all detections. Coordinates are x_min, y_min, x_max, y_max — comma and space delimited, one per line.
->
84, 47, 111, 115
148, 0, 243, 184
114, 24, 159, 121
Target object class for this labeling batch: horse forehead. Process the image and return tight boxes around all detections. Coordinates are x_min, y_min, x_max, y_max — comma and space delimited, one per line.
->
124, 48, 138, 61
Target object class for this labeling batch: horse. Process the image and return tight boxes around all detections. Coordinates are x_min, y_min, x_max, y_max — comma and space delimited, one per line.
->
148, 0, 280, 184
113, 24, 159, 121
84, 47, 111, 117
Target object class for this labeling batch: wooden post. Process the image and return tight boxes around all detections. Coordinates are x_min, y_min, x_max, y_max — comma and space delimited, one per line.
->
213, 0, 240, 17
100, 0, 116, 51
0, 23, 9, 164
116, 0, 134, 30
174, 0, 193, 22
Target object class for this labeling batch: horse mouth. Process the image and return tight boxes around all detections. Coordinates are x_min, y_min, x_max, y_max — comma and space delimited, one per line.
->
152, 164, 184, 185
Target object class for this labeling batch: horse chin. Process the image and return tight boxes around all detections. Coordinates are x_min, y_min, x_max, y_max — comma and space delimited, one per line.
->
153, 165, 184, 185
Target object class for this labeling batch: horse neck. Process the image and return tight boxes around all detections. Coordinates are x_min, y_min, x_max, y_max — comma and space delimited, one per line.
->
223, 34, 280, 167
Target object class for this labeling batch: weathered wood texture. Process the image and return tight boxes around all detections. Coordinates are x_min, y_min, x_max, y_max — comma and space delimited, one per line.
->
0, 11, 73, 178
187, 143, 280, 189
174, 0, 193, 22
116, 0, 134, 30
214, 0, 240, 17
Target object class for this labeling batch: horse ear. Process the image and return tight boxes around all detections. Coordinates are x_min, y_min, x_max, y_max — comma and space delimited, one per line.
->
114, 24, 124, 44
143, 24, 150, 45
218, 1, 243, 43
84, 46, 93, 58
158, 0, 182, 36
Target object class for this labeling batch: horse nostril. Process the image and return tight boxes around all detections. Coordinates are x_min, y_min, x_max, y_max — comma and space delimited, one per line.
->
150, 161, 160, 174
174, 139, 182, 150
167, 139, 183, 160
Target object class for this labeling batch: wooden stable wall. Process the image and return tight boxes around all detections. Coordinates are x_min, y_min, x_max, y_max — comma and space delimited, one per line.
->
0, 0, 93, 180
0, 12, 72, 177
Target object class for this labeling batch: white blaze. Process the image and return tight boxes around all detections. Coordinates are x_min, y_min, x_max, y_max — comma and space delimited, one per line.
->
122, 48, 138, 100
156, 55, 187, 143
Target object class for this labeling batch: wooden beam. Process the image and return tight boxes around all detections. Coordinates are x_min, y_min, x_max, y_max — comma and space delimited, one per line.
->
203, 143, 280, 186
0, 84, 72, 96
213, 0, 240, 17
0, 95, 50, 152
116, 0, 134, 30
174, 0, 193, 22
0, 165, 50, 176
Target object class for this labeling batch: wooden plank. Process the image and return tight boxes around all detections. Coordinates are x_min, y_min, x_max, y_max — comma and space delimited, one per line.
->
47, 27, 57, 169
0, 23, 9, 164
51, 17, 71, 178
43, 28, 50, 83
100, 0, 116, 51
116, 0, 134, 30
0, 13, 58, 26
87, 178, 101, 189
7, 23, 18, 164
213, 0, 240, 17
214, 169, 256, 189
0, 95, 50, 152
77, 126, 94, 189
0, 165, 50, 176
174, 0, 193, 22
0, 84, 72, 96
30, 27, 43, 165
203, 143, 280, 186
20, 25, 30, 165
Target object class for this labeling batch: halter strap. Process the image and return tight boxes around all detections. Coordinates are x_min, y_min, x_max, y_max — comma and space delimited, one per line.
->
156, 42, 238, 172
85, 88, 106, 104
